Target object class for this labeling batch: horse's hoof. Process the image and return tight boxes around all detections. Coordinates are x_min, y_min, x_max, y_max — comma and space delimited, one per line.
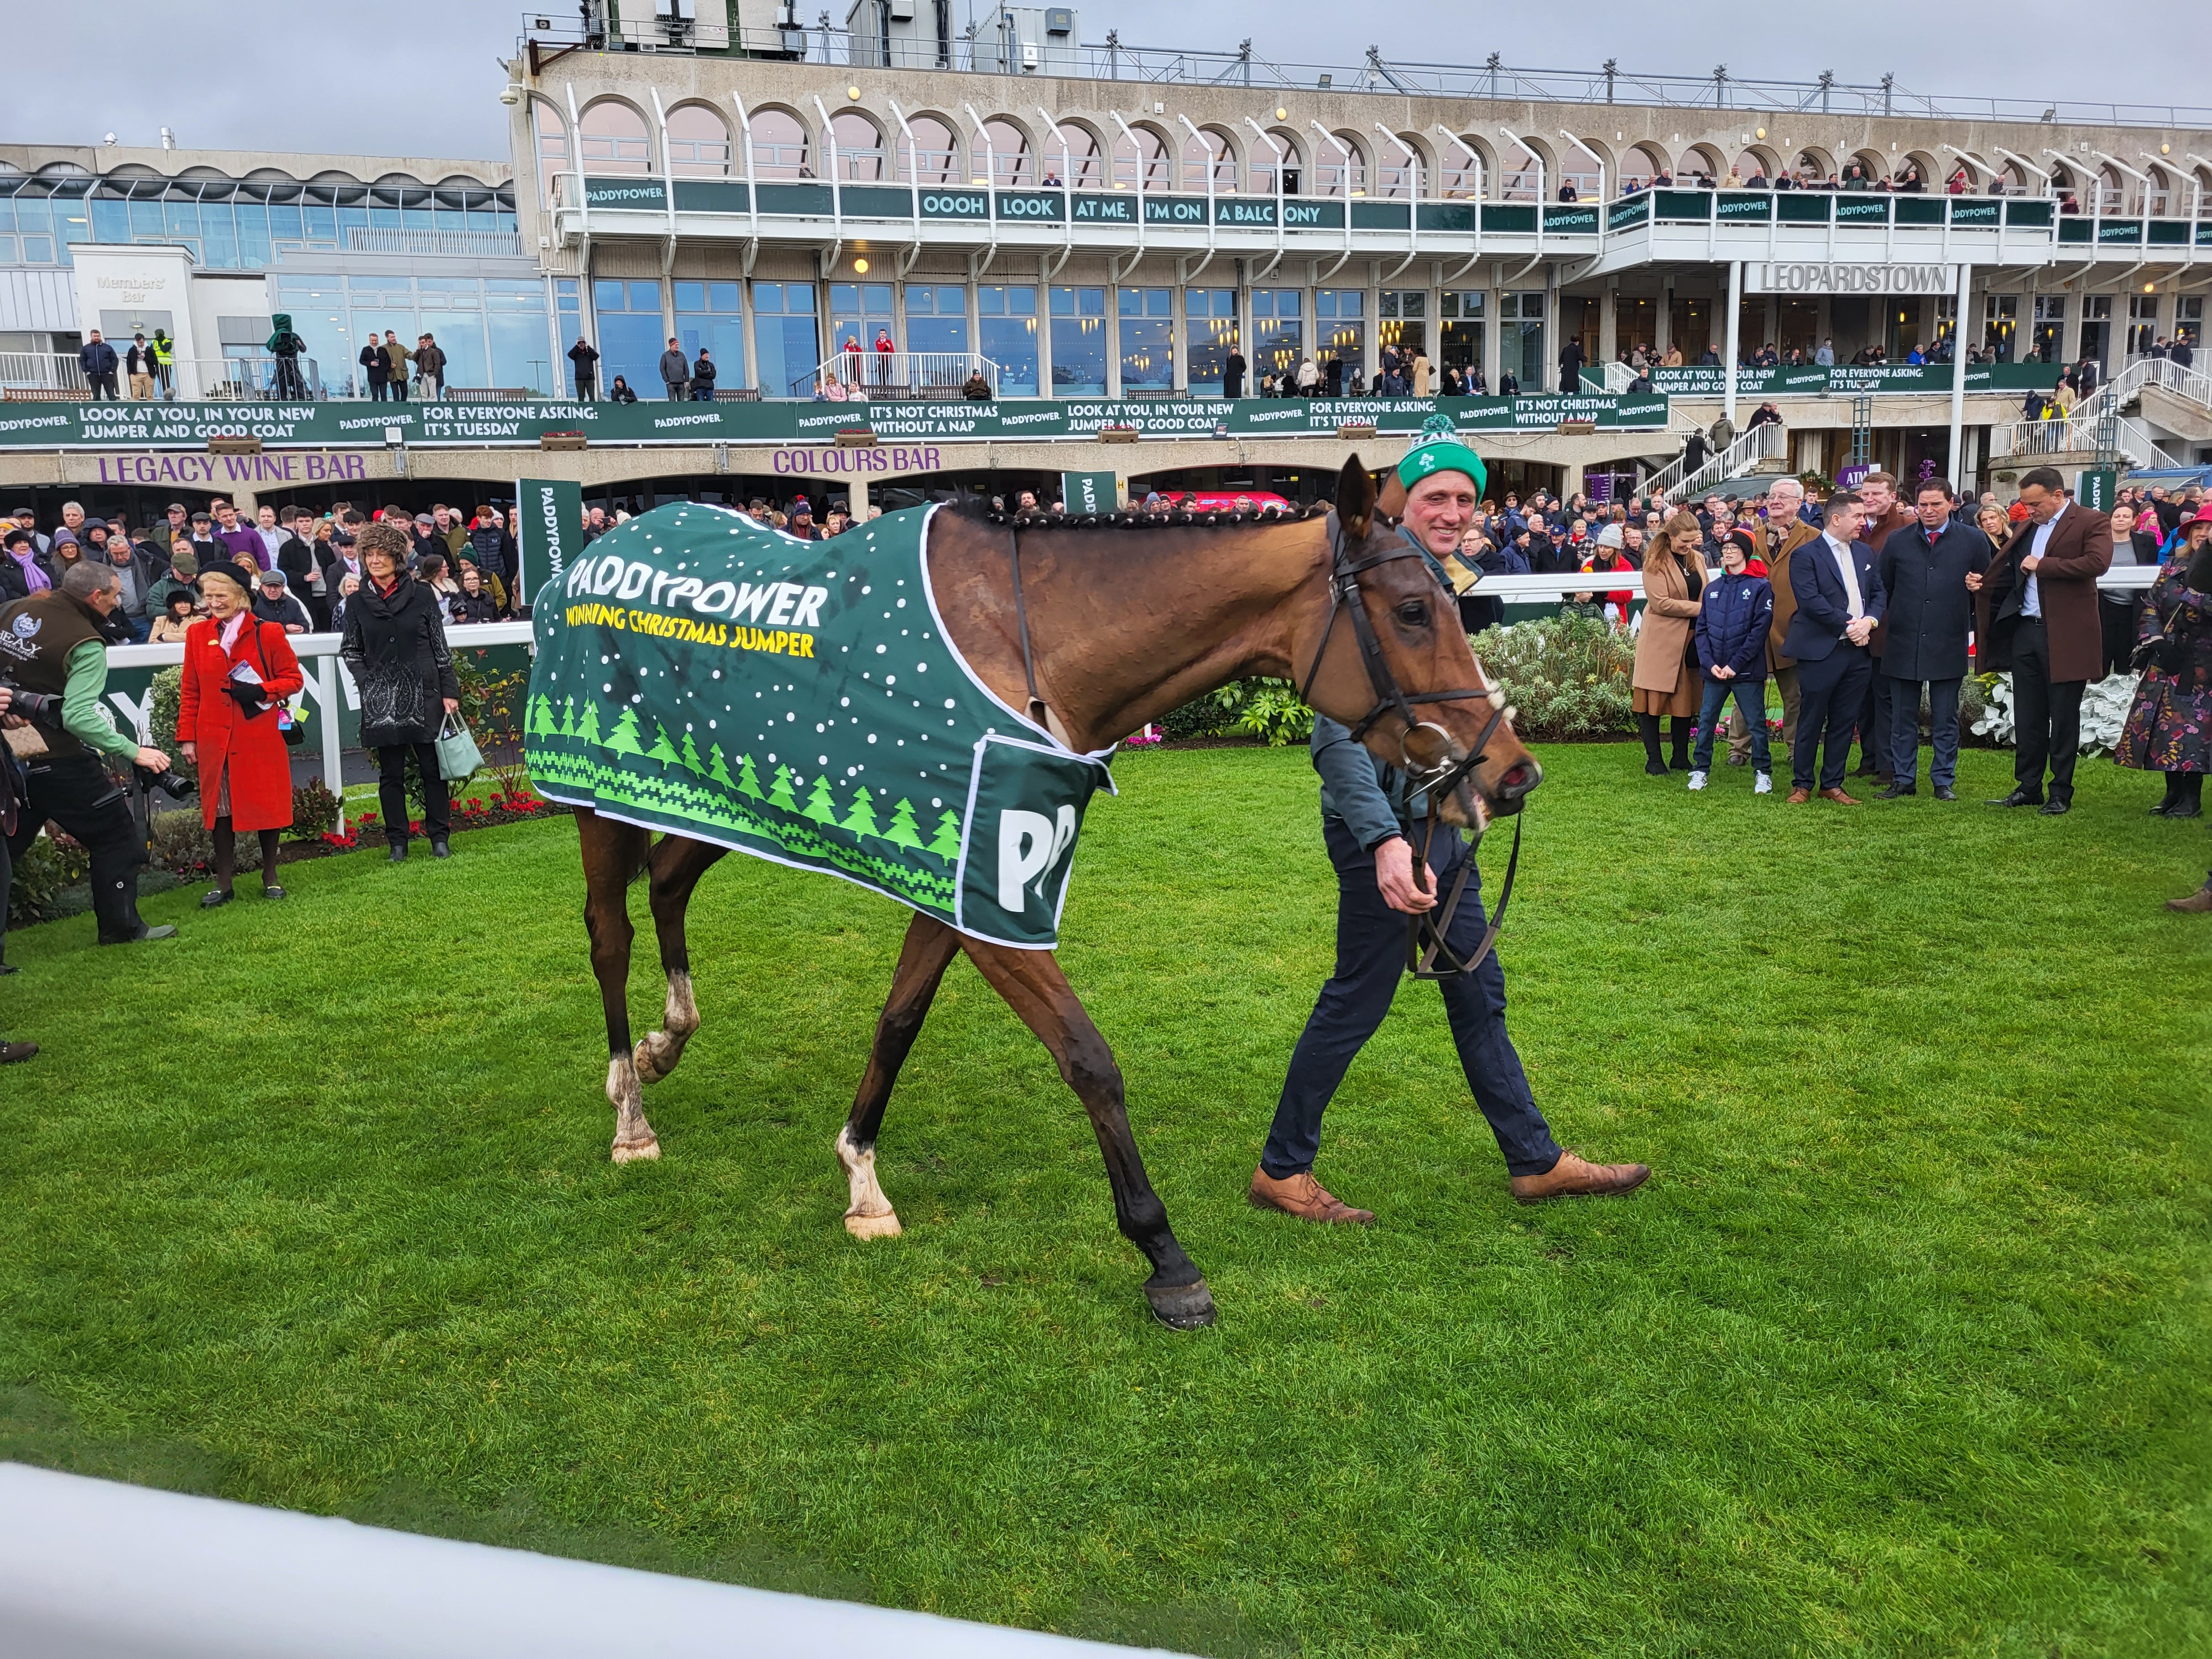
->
843, 1208, 902, 1240
610, 1138, 661, 1164
1144, 1277, 1216, 1329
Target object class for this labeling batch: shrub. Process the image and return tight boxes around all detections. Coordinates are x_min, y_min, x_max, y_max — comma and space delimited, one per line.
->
1469, 616, 1636, 742
1158, 677, 1314, 745
146, 666, 193, 784
6, 832, 90, 928
290, 778, 342, 840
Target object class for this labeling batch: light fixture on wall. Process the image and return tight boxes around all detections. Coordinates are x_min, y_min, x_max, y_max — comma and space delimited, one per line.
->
847, 85, 861, 100
854, 257, 870, 273
500, 83, 523, 105
1275, 106, 1287, 121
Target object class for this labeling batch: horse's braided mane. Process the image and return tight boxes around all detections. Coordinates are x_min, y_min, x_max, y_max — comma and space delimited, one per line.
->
941, 494, 1333, 533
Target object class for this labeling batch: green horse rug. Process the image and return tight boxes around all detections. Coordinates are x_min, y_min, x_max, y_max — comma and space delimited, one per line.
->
524, 502, 1117, 949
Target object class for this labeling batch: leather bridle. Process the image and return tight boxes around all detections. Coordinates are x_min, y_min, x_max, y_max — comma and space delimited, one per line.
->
1296, 510, 1525, 980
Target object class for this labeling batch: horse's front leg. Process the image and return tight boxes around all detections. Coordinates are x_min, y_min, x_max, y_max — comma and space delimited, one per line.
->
634, 835, 726, 1084
961, 941, 1214, 1329
577, 808, 659, 1162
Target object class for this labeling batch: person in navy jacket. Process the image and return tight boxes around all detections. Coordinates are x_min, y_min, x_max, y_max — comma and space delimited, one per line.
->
1873, 478, 1991, 799
1783, 490, 1888, 803
1687, 537, 1776, 791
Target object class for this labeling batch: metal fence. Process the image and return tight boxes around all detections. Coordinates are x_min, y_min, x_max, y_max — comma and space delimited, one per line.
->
796, 349, 999, 399
521, 17, 2212, 130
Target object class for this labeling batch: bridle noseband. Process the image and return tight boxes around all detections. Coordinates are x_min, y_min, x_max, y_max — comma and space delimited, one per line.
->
1297, 510, 1525, 980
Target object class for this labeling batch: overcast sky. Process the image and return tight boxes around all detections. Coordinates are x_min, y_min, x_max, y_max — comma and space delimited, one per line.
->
0, 0, 2195, 161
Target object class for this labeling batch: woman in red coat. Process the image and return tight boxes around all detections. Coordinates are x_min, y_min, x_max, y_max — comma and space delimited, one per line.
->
178, 561, 303, 905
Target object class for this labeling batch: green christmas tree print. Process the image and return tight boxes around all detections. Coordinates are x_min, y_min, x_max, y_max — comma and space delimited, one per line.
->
802, 775, 839, 826
927, 809, 962, 863
734, 752, 763, 799
767, 763, 799, 813
709, 744, 738, 790
840, 785, 880, 838
884, 797, 925, 851
577, 700, 603, 746
528, 693, 553, 735
603, 705, 642, 758
680, 732, 707, 775
559, 697, 577, 738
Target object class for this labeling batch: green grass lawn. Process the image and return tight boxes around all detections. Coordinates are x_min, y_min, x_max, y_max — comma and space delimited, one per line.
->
3, 740, 2208, 1657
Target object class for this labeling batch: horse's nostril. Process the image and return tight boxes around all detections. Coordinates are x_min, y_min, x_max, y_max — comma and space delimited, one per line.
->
1498, 760, 1541, 799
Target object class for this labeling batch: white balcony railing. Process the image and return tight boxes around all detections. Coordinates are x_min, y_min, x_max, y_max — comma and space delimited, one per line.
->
0, 352, 88, 395
1646, 420, 1790, 500
800, 349, 1000, 400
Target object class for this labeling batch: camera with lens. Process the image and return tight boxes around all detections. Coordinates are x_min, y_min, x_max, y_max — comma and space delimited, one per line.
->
138, 764, 195, 801
0, 679, 60, 722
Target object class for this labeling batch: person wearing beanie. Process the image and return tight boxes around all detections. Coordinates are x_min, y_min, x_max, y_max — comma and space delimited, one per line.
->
340, 521, 460, 861
179, 561, 302, 905
1254, 420, 1651, 1227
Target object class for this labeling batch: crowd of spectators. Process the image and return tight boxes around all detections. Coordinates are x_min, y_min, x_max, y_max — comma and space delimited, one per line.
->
1, 498, 525, 640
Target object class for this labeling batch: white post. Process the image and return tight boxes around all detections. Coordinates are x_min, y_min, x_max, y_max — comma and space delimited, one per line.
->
1724, 259, 1743, 427
1947, 261, 1970, 489
318, 654, 347, 836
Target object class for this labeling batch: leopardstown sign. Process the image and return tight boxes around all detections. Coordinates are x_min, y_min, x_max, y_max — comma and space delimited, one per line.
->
1745, 262, 1957, 295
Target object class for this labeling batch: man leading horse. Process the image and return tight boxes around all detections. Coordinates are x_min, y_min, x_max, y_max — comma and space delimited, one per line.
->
1251, 421, 1652, 1223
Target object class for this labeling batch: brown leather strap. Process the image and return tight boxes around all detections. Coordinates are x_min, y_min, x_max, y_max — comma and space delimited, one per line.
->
1006, 528, 1048, 727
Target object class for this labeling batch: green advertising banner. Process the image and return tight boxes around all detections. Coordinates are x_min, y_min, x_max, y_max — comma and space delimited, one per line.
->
1060, 470, 1120, 514
515, 476, 585, 596
14, 393, 1676, 454
1649, 363, 2060, 398
2075, 467, 2117, 512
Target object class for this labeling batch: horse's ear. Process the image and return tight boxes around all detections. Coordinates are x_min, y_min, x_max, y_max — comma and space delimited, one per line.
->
1335, 454, 1376, 539
1375, 467, 1408, 519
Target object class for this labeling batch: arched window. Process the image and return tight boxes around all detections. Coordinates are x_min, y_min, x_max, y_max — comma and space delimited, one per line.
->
1846, 150, 1886, 186
1731, 148, 1770, 184
900, 116, 959, 186
1317, 134, 1366, 197
532, 103, 571, 208
1624, 143, 1670, 190
1685, 145, 1728, 186
2144, 166, 2171, 216
1181, 128, 1235, 192
1049, 124, 1104, 188
1113, 127, 1171, 191
2095, 165, 2125, 215
1251, 130, 1303, 195
666, 106, 732, 178
831, 112, 885, 181
1791, 150, 1829, 184
1436, 137, 1484, 199
578, 101, 652, 176
1373, 135, 1422, 199
751, 109, 810, 180
979, 119, 1031, 187
1499, 142, 1542, 201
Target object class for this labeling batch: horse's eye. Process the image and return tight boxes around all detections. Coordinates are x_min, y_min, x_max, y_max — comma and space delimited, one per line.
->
1395, 601, 1430, 628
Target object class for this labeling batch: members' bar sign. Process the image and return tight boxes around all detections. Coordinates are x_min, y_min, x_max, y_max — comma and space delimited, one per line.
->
1746, 262, 1958, 295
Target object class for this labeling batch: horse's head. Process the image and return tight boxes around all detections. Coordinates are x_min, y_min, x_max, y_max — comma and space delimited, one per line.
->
1297, 456, 1542, 837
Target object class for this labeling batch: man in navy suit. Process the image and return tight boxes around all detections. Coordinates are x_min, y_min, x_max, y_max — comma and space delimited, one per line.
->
1783, 489, 1887, 804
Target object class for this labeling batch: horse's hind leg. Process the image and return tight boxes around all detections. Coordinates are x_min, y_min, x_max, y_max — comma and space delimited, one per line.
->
634, 835, 727, 1084
837, 914, 963, 1240
960, 941, 1214, 1330
577, 808, 660, 1164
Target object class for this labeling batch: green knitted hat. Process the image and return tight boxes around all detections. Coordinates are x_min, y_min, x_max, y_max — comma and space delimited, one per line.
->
1396, 413, 1488, 496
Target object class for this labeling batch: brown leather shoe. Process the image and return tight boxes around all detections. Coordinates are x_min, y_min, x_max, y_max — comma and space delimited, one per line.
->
1249, 1167, 1374, 1225
1786, 787, 1812, 805
1509, 1151, 1651, 1204
1820, 787, 1860, 805
2167, 882, 2212, 914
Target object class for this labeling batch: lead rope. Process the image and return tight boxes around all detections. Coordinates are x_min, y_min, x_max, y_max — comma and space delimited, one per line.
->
1006, 527, 1049, 729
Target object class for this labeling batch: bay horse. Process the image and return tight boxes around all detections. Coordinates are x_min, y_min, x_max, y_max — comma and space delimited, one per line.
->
572, 457, 1541, 1327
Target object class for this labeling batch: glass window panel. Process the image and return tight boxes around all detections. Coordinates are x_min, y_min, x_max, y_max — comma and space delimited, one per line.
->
673, 281, 706, 312
337, 203, 369, 240
303, 202, 337, 243
593, 304, 668, 396
200, 204, 237, 267
1183, 289, 1238, 394
1253, 312, 1301, 383
908, 315, 968, 353
129, 200, 164, 238
164, 201, 201, 240
15, 197, 51, 237
1120, 314, 1172, 390
631, 280, 662, 313
1050, 288, 1106, 394
595, 279, 628, 312
235, 205, 272, 268
757, 314, 820, 395
267, 202, 304, 241
708, 281, 742, 312
982, 314, 1038, 396
90, 198, 129, 241
430, 315, 488, 390
21, 237, 54, 263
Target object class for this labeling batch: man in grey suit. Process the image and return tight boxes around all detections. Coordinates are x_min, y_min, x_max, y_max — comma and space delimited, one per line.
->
1874, 479, 1991, 800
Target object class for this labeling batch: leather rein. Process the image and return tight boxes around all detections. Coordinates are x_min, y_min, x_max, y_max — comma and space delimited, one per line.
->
1293, 512, 1525, 980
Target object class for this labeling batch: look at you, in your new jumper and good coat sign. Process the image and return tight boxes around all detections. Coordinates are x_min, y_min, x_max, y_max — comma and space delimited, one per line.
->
524, 501, 1117, 949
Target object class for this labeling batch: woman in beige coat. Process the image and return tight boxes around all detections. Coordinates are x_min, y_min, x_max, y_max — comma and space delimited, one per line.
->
1631, 510, 1708, 773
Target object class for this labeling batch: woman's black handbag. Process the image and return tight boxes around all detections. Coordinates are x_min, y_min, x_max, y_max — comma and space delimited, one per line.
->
249, 623, 306, 745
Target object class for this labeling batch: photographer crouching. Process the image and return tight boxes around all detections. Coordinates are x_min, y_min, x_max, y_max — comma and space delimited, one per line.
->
1, 562, 184, 948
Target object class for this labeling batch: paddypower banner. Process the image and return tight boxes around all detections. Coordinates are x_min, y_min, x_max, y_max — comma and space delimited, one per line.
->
1648, 362, 2059, 397
523, 500, 1114, 950
14, 392, 1675, 455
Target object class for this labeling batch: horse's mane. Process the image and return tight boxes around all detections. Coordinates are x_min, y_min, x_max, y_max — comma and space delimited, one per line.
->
935, 493, 1334, 533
